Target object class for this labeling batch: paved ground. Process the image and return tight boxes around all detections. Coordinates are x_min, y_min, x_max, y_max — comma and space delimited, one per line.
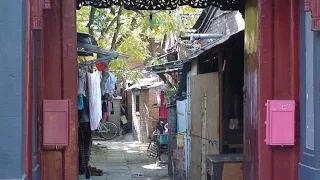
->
81, 133, 171, 180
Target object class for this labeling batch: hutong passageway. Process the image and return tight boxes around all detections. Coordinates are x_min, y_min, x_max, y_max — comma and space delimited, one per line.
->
81, 133, 170, 180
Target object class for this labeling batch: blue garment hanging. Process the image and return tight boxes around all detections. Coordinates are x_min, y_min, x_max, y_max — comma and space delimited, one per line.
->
105, 72, 117, 90
78, 95, 84, 110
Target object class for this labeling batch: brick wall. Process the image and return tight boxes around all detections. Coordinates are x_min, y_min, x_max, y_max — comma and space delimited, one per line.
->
130, 86, 162, 142
127, 90, 133, 122
173, 148, 186, 180
0, 0, 25, 179
167, 105, 177, 177
131, 90, 140, 141
139, 89, 149, 142
147, 86, 160, 137
167, 104, 187, 180
148, 87, 160, 120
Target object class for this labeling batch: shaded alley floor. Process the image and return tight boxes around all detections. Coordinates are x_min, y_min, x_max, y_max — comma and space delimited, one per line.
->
86, 133, 171, 180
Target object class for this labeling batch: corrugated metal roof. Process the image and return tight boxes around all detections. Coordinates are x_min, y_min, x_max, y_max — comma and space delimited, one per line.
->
182, 30, 244, 64
125, 77, 161, 90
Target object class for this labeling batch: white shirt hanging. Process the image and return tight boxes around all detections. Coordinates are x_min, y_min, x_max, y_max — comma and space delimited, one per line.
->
87, 71, 102, 130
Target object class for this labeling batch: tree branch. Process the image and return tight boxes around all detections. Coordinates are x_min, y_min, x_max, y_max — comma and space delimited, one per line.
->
111, 6, 123, 50
133, 10, 144, 16
87, 7, 97, 36
97, 7, 118, 41
114, 17, 138, 50
98, 16, 117, 41
100, 7, 123, 93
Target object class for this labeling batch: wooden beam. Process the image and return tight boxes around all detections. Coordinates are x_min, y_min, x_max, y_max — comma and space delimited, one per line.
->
78, 43, 129, 59
78, 56, 117, 66
218, 50, 224, 154
158, 74, 173, 88
61, 0, 78, 179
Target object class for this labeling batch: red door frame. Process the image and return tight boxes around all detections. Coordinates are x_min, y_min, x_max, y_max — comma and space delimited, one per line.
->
25, 0, 301, 179
25, 0, 78, 179
24, 0, 33, 179
244, 0, 300, 179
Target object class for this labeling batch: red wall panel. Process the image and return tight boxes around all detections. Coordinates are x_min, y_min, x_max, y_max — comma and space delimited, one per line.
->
244, 0, 300, 179
33, 0, 78, 179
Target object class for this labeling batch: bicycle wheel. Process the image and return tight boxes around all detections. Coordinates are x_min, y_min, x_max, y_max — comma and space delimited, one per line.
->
98, 122, 118, 140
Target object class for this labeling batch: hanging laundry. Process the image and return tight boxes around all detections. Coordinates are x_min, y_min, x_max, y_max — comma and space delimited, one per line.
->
87, 71, 102, 130
96, 62, 105, 71
79, 96, 90, 124
78, 69, 86, 96
101, 98, 109, 121
106, 72, 117, 89
159, 91, 168, 119
111, 102, 114, 114
78, 95, 84, 110
156, 88, 161, 105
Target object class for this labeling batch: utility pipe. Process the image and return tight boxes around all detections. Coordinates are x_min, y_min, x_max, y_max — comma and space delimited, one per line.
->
181, 33, 224, 40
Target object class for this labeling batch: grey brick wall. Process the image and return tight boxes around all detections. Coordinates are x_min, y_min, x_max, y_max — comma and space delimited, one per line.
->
173, 149, 186, 180
131, 87, 161, 142
131, 90, 140, 141
147, 87, 160, 138
167, 103, 186, 180
0, 0, 26, 179
167, 105, 177, 177
139, 89, 149, 143
127, 90, 133, 122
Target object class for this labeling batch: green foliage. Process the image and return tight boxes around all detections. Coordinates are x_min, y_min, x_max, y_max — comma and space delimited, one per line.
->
76, 6, 201, 82
109, 59, 143, 83
117, 35, 150, 62
77, 6, 91, 33
164, 85, 178, 103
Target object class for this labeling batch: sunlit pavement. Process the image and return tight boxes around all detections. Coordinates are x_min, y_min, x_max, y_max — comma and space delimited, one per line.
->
88, 133, 171, 180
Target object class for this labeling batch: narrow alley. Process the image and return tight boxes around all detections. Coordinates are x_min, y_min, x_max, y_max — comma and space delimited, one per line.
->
83, 133, 171, 180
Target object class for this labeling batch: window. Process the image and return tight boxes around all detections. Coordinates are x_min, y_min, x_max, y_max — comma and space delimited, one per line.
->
135, 95, 140, 112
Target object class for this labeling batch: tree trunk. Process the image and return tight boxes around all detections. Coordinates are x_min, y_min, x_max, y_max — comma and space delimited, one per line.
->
100, 6, 123, 93
87, 7, 96, 36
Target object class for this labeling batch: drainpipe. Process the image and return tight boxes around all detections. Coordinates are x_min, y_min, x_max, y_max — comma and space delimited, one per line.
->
180, 33, 224, 41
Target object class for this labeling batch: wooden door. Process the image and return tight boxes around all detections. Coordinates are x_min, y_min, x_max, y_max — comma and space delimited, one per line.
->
190, 72, 220, 180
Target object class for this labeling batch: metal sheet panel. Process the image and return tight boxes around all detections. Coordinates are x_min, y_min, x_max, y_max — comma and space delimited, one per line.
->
177, 100, 187, 133
190, 72, 219, 180
265, 100, 295, 146
299, 9, 320, 180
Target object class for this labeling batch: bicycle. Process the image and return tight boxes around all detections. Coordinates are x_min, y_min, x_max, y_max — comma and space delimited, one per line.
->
94, 92, 119, 140
96, 119, 118, 140
147, 121, 168, 162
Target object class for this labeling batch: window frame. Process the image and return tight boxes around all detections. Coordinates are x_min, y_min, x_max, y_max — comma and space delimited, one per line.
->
135, 94, 140, 112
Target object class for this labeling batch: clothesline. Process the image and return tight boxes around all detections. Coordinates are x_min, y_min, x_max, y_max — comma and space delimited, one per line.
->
78, 57, 116, 66
78, 43, 129, 59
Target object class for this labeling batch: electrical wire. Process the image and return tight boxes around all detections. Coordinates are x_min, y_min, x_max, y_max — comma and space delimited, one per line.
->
176, 131, 225, 147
